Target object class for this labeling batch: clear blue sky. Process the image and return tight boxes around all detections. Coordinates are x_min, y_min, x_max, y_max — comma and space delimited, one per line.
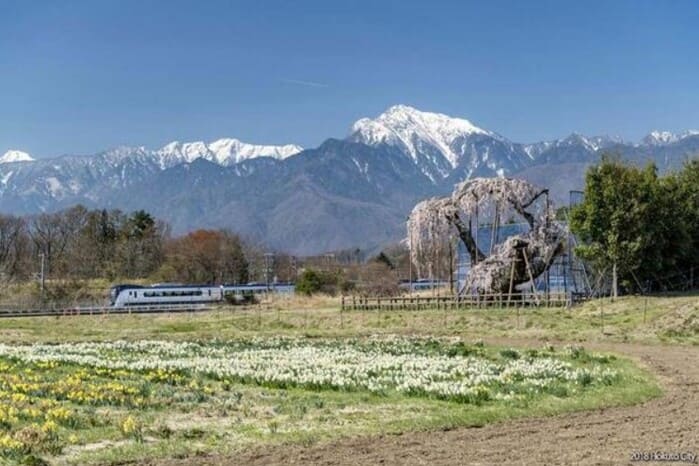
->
2, 0, 698, 157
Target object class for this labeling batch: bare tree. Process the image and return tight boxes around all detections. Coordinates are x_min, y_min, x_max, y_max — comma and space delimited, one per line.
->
0, 215, 29, 280
29, 213, 65, 278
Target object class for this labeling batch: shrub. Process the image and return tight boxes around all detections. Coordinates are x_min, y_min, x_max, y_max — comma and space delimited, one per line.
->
296, 269, 345, 296
296, 269, 324, 296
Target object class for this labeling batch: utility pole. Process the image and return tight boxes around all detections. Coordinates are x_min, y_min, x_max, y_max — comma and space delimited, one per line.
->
324, 253, 335, 272
448, 239, 454, 295
264, 253, 274, 290
39, 253, 45, 298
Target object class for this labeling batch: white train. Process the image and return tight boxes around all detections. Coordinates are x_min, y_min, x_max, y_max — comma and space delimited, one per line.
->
110, 283, 295, 307
398, 279, 449, 292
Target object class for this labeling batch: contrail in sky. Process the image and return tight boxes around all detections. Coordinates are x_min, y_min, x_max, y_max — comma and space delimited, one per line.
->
281, 79, 330, 88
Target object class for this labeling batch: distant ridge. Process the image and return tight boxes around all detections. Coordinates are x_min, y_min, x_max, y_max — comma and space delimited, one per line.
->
0, 106, 697, 254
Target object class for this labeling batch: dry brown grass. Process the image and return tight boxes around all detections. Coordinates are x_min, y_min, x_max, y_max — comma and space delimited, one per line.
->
0, 292, 695, 345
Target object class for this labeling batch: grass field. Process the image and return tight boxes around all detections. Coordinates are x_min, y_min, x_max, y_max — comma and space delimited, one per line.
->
0, 293, 694, 464
0, 293, 695, 345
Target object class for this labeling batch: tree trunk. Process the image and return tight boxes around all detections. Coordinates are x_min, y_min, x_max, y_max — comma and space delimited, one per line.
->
462, 227, 564, 296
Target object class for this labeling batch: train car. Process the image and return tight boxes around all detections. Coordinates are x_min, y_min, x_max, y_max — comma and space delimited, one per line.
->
110, 284, 223, 307
222, 283, 296, 296
398, 279, 449, 292
110, 283, 296, 307
220, 283, 295, 303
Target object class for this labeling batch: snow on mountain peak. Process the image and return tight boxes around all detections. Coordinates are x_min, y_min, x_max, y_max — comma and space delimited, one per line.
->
680, 129, 699, 139
382, 104, 489, 135
157, 141, 209, 162
642, 130, 699, 146
644, 130, 678, 145
155, 138, 302, 167
351, 105, 495, 168
103, 145, 149, 158
207, 138, 303, 164
0, 150, 34, 163
559, 133, 619, 152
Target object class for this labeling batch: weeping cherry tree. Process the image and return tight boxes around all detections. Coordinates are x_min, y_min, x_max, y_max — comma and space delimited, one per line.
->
407, 178, 565, 296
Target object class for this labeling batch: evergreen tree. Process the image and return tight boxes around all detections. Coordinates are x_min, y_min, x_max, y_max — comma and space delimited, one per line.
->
571, 155, 699, 293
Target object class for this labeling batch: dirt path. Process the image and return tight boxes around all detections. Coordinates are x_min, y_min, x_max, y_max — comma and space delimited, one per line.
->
162, 342, 699, 465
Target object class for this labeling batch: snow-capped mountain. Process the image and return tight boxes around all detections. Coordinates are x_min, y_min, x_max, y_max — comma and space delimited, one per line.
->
78, 138, 303, 170
155, 139, 303, 168
554, 133, 620, 152
0, 138, 303, 214
521, 133, 622, 165
207, 138, 302, 164
0, 150, 34, 163
642, 130, 699, 146
0, 105, 696, 254
350, 105, 527, 181
351, 104, 496, 167
348, 106, 626, 182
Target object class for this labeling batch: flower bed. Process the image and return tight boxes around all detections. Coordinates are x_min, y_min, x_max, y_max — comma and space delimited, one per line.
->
0, 337, 617, 403
0, 337, 623, 462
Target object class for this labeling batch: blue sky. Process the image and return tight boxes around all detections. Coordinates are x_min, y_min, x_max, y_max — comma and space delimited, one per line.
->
1, 0, 698, 157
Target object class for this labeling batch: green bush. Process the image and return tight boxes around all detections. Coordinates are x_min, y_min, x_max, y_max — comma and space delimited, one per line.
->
296, 269, 324, 295
296, 268, 348, 296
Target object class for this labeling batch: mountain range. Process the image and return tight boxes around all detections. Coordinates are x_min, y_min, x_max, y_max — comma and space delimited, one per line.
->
2, 105, 698, 255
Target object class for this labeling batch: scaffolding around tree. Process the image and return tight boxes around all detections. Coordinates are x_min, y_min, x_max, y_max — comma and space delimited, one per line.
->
407, 178, 591, 304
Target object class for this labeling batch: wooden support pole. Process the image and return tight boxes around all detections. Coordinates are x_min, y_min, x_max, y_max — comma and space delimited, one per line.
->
522, 250, 540, 306
490, 201, 499, 255
507, 259, 516, 308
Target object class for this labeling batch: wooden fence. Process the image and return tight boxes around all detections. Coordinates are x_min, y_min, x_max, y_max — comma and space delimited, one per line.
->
341, 292, 586, 311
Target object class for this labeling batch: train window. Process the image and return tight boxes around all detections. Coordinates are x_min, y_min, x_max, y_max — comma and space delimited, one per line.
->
131, 288, 211, 299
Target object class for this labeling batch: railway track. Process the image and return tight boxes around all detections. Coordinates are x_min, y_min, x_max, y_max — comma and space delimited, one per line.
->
0, 303, 214, 318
